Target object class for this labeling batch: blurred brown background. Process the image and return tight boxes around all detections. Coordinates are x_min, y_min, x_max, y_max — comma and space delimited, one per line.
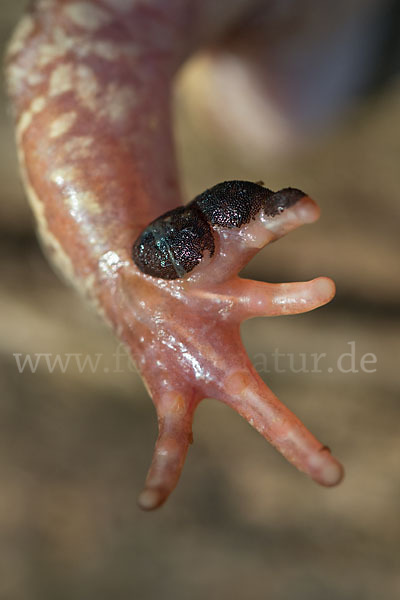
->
0, 1, 399, 599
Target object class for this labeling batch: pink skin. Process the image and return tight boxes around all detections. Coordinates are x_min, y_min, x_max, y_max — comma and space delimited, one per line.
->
6, 0, 343, 511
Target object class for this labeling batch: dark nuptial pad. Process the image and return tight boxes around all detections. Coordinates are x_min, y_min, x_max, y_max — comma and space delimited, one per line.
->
132, 205, 215, 279
193, 180, 274, 228
132, 181, 307, 279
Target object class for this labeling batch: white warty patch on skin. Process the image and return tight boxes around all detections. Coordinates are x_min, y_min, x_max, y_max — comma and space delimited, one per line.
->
49, 63, 74, 96
17, 96, 47, 142
50, 112, 77, 139
53, 26, 79, 52
7, 15, 35, 56
36, 28, 83, 68
50, 27, 136, 63
75, 64, 100, 112
7, 63, 44, 96
99, 250, 130, 280
38, 41, 68, 68
100, 84, 137, 123
50, 165, 80, 187
6, 64, 25, 97
80, 39, 119, 61
63, 136, 94, 159
71, 190, 102, 217
63, 2, 112, 31
74, 66, 136, 124
31, 96, 47, 113
79, 39, 138, 62
28, 71, 45, 86
36, 28, 75, 68
50, 167, 102, 219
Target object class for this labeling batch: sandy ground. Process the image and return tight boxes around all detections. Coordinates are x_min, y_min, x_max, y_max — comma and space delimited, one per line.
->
0, 2, 399, 599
